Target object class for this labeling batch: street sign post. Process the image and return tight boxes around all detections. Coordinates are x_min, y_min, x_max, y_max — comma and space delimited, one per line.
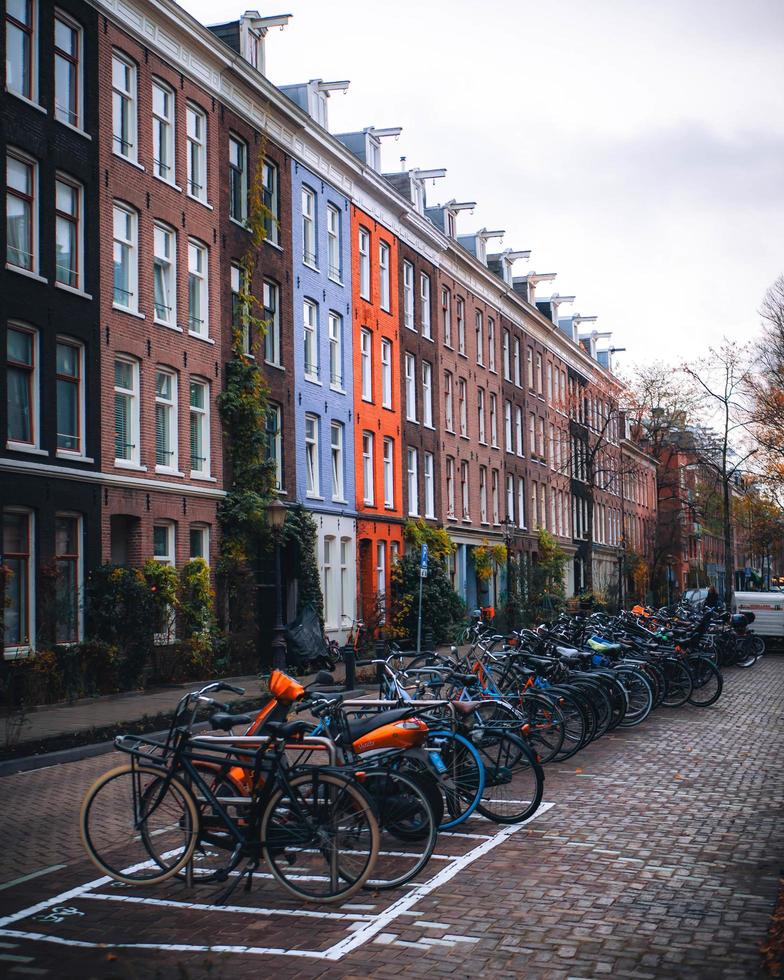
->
416, 544, 428, 653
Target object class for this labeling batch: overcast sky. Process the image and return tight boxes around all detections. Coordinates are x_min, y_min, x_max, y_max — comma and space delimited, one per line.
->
177, 0, 784, 372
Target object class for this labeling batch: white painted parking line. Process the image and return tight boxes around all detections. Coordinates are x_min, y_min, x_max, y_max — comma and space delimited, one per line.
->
0, 866, 67, 893
81, 893, 373, 920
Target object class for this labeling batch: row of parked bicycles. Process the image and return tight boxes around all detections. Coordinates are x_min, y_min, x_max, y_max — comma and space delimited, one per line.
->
79, 602, 760, 904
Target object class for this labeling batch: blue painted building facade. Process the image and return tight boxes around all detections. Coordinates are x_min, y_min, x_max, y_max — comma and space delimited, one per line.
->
290, 161, 357, 637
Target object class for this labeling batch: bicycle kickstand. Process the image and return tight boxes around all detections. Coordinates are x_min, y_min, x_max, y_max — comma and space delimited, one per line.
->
211, 858, 259, 906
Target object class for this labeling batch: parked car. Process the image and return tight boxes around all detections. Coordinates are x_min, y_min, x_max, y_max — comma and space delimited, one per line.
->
733, 592, 784, 642
683, 588, 709, 607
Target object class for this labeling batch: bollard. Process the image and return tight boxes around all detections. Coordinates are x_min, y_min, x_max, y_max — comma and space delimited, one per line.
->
423, 628, 434, 653
342, 644, 356, 690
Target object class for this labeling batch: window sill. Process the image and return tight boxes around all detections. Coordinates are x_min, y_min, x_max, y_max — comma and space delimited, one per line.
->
115, 460, 147, 471
408, 511, 419, 519
3, 646, 32, 660
421, 332, 433, 343
55, 282, 92, 300
330, 383, 346, 394
380, 305, 391, 315
113, 305, 146, 320
459, 434, 470, 442
153, 174, 182, 192
265, 360, 285, 372
406, 417, 419, 425
361, 396, 374, 404
384, 504, 395, 511
458, 351, 467, 359
113, 150, 145, 172
462, 518, 472, 524
190, 473, 216, 483
306, 493, 325, 501
188, 331, 215, 345
264, 238, 283, 252
6, 89, 46, 114
304, 375, 322, 386
6, 443, 48, 456
328, 274, 344, 287
155, 467, 185, 477
302, 260, 320, 273
382, 403, 393, 412
405, 324, 417, 333
425, 512, 436, 520
57, 118, 91, 140
424, 423, 435, 431
359, 291, 371, 302
6, 264, 47, 284
157, 320, 184, 333
332, 497, 348, 505
186, 193, 213, 211
363, 500, 375, 508
56, 452, 94, 463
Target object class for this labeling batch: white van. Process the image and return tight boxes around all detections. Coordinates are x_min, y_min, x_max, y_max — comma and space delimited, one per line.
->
733, 592, 784, 641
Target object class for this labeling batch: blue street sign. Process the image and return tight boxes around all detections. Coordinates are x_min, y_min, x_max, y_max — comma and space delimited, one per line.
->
420, 543, 429, 569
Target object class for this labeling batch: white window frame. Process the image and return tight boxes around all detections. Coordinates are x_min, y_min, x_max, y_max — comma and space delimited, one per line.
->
7, 149, 38, 275
360, 328, 372, 401
424, 452, 435, 518
305, 413, 320, 497
422, 360, 433, 428
55, 336, 85, 458
189, 377, 210, 478
516, 407, 524, 457
2, 507, 36, 654
446, 457, 455, 518
266, 403, 283, 490
407, 447, 419, 516
302, 185, 317, 267
54, 10, 82, 128
262, 158, 279, 245
506, 474, 514, 524
6, 322, 39, 451
489, 392, 498, 447
379, 240, 391, 312
376, 541, 386, 602
187, 239, 209, 337
383, 437, 394, 508
153, 522, 176, 566
487, 317, 496, 372
456, 296, 465, 354
189, 523, 210, 561
518, 478, 526, 529
340, 537, 351, 622
404, 352, 417, 422
186, 103, 207, 202
327, 203, 341, 281
362, 431, 375, 506
323, 535, 334, 628
152, 78, 175, 184
477, 387, 486, 444
420, 272, 432, 338
460, 460, 470, 520
358, 226, 370, 299
492, 469, 500, 525
303, 298, 319, 380
504, 401, 513, 453
5, 0, 37, 105
112, 51, 137, 162
328, 311, 342, 388
475, 311, 484, 365
331, 421, 344, 501
155, 367, 178, 473
442, 287, 452, 346
381, 338, 393, 409
514, 338, 522, 387
112, 202, 138, 313
444, 371, 454, 432
153, 222, 177, 327
113, 355, 139, 466
403, 260, 414, 330
479, 466, 488, 524
54, 511, 83, 644
54, 173, 83, 290
502, 330, 511, 380
458, 378, 467, 437
229, 134, 248, 224
263, 279, 280, 366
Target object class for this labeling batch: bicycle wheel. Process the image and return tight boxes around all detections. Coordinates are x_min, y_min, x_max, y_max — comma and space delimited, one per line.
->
80, 764, 199, 885
174, 763, 248, 882
660, 657, 694, 707
427, 730, 485, 829
751, 634, 766, 658
614, 667, 654, 727
736, 635, 759, 668
261, 770, 379, 903
519, 691, 565, 763
473, 731, 544, 824
546, 686, 591, 760
360, 768, 438, 889
687, 657, 723, 707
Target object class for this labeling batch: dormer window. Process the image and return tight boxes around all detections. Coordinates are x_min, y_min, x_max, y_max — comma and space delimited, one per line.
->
367, 139, 380, 171
247, 30, 260, 69
446, 212, 456, 237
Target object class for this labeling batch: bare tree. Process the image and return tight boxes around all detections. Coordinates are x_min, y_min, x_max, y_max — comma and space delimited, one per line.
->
749, 276, 784, 502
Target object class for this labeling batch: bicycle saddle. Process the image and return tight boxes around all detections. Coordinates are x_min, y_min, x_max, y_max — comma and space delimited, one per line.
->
210, 711, 252, 732
264, 720, 314, 739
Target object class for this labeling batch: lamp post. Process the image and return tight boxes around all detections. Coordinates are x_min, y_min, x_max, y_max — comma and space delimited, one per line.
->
503, 516, 515, 630
267, 496, 288, 670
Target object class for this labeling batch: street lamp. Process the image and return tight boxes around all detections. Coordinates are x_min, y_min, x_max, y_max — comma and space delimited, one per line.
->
267, 496, 288, 670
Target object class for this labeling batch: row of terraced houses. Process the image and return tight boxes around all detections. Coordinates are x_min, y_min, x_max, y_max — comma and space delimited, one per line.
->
1, 1, 659, 655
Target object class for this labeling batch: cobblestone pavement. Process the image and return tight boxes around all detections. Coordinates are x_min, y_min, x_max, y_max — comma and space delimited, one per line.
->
0, 660, 781, 979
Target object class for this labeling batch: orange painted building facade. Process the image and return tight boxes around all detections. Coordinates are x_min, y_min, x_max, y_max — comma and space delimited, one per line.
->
350, 205, 404, 623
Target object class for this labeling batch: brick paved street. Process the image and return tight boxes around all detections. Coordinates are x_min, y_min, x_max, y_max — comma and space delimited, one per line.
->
0, 660, 781, 979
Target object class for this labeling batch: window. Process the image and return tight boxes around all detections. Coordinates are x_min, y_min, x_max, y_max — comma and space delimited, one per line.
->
56, 339, 83, 455
442, 287, 452, 346
323, 536, 333, 627
189, 379, 209, 477
407, 447, 419, 516
362, 431, 374, 505
3, 510, 33, 650
538, 417, 546, 460
189, 524, 209, 561
328, 311, 342, 386
458, 379, 467, 436
403, 260, 414, 330
502, 330, 510, 380
184, 104, 211, 204
446, 457, 455, 518
302, 186, 317, 265
526, 347, 534, 389
54, 176, 81, 288
328, 420, 346, 502
55, 11, 81, 128
487, 318, 496, 372
513, 338, 521, 387
155, 369, 178, 471
360, 329, 372, 401
151, 80, 175, 181
153, 223, 176, 325
340, 538, 351, 622
262, 159, 279, 244
358, 227, 370, 299
263, 279, 280, 366
518, 478, 526, 529
444, 371, 454, 431
112, 52, 136, 160
479, 466, 487, 523
379, 241, 391, 311
506, 474, 514, 524
490, 393, 498, 447
475, 311, 484, 365
305, 413, 320, 496
531, 481, 538, 529
516, 406, 524, 457
265, 403, 282, 490
460, 461, 470, 519
5, 0, 34, 101
114, 357, 139, 464
547, 362, 554, 402
549, 423, 555, 468
327, 204, 341, 280
420, 273, 432, 337
229, 135, 248, 223
540, 483, 547, 530
422, 361, 433, 428
231, 263, 249, 353
7, 151, 36, 272
383, 437, 394, 508
376, 541, 386, 600
153, 522, 175, 565
187, 240, 209, 336
536, 353, 543, 394
405, 353, 417, 422
477, 388, 486, 444
492, 469, 500, 524
529, 413, 536, 459
456, 297, 465, 354
381, 338, 392, 408
550, 487, 557, 533
303, 299, 318, 379
424, 452, 435, 518
112, 204, 137, 311
7, 324, 37, 446
504, 401, 512, 452
55, 513, 81, 643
